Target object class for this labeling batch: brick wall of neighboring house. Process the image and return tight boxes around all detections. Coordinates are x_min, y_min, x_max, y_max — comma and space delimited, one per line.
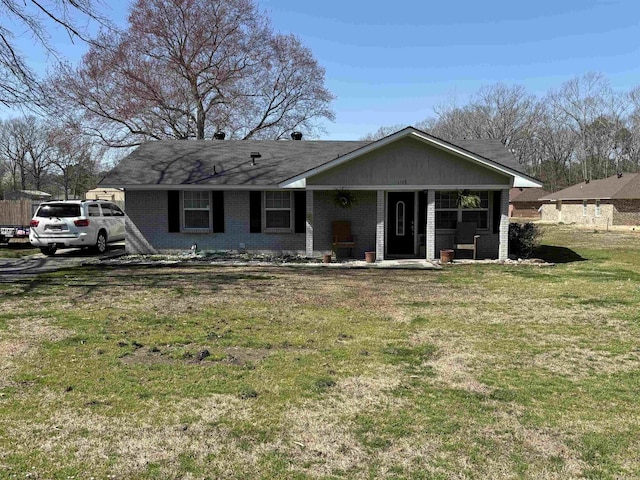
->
540, 200, 616, 226
540, 203, 562, 222
612, 199, 640, 225
312, 190, 377, 258
510, 201, 542, 218
125, 190, 305, 254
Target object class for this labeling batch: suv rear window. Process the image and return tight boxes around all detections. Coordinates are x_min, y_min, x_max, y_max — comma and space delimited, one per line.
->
36, 204, 81, 218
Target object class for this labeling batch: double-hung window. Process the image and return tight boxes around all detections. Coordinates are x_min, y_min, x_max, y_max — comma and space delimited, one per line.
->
435, 191, 489, 229
435, 191, 458, 230
583, 200, 588, 216
595, 200, 601, 217
264, 191, 292, 232
183, 191, 210, 230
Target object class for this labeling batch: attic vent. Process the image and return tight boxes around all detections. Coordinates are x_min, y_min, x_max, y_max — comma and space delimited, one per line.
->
291, 131, 303, 140
214, 131, 226, 140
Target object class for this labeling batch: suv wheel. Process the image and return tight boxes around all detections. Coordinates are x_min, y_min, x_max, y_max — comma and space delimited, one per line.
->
95, 231, 107, 254
40, 246, 57, 256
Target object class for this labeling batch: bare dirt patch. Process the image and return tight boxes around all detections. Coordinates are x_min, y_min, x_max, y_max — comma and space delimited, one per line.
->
120, 345, 272, 367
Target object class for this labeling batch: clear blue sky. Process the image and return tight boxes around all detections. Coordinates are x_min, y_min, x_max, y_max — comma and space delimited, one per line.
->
10, 0, 640, 140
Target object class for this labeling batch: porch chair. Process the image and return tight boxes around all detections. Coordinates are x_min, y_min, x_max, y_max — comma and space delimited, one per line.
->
454, 222, 480, 260
332, 221, 357, 258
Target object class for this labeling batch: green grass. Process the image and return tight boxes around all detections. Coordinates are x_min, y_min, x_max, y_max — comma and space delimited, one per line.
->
1, 225, 640, 478
0, 245, 37, 258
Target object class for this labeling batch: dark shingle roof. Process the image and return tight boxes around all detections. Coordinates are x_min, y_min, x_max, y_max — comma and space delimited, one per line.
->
99, 130, 531, 187
510, 187, 549, 202
540, 173, 640, 201
453, 139, 527, 177
100, 140, 371, 187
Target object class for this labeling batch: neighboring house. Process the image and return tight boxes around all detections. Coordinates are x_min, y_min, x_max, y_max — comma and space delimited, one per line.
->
4, 190, 52, 202
509, 187, 548, 218
85, 187, 125, 206
99, 127, 542, 260
539, 173, 640, 226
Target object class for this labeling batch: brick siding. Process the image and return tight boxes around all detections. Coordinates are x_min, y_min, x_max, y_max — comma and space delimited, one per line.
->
126, 190, 305, 254
540, 200, 633, 226
510, 201, 542, 218
612, 199, 640, 225
126, 188, 510, 258
312, 190, 377, 259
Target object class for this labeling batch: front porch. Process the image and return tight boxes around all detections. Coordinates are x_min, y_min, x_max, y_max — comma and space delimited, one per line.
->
305, 189, 510, 261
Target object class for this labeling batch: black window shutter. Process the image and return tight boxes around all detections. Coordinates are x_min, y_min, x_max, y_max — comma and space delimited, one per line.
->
294, 191, 306, 233
168, 190, 180, 232
492, 190, 501, 234
212, 191, 224, 233
250, 191, 262, 233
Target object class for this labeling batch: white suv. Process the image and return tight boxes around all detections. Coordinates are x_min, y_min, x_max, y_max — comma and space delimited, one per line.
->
29, 200, 125, 256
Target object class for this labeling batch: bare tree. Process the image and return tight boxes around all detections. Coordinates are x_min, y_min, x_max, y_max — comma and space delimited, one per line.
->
50, 0, 334, 147
359, 124, 409, 141
0, 118, 29, 191
546, 72, 627, 181
48, 125, 101, 199
0, 116, 55, 193
0, 0, 106, 107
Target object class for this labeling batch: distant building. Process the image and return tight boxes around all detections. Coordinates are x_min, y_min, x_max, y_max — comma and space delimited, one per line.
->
509, 187, 548, 218
4, 190, 52, 202
85, 188, 125, 203
540, 173, 640, 226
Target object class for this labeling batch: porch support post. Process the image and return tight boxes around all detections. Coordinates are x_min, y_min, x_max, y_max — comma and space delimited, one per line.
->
498, 188, 510, 260
305, 190, 314, 257
376, 190, 385, 261
426, 189, 436, 260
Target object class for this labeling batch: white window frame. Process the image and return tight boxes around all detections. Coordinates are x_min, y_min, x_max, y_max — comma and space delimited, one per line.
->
182, 190, 212, 231
263, 191, 293, 233
434, 191, 490, 230
595, 199, 601, 217
583, 200, 588, 216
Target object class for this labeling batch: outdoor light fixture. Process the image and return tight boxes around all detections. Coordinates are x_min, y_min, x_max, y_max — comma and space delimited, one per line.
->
250, 152, 261, 165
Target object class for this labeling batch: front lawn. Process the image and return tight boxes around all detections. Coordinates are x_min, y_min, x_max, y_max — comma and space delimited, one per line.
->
1, 225, 639, 479
0, 244, 36, 258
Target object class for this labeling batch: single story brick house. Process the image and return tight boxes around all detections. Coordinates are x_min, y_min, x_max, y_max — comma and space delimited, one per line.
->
509, 187, 548, 218
99, 127, 542, 260
539, 173, 640, 226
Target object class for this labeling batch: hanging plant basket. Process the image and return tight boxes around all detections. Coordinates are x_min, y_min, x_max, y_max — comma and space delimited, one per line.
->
334, 189, 357, 209
457, 190, 481, 209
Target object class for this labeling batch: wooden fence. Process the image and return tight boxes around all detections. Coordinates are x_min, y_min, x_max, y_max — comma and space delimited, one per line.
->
0, 200, 34, 225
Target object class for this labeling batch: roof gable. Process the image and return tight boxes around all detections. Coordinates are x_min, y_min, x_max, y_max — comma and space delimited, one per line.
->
279, 127, 541, 188
305, 135, 513, 188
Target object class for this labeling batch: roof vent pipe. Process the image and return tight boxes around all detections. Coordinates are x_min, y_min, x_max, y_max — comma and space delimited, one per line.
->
214, 131, 226, 140
250, 152, 261, 166
291, 131, 303, 140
